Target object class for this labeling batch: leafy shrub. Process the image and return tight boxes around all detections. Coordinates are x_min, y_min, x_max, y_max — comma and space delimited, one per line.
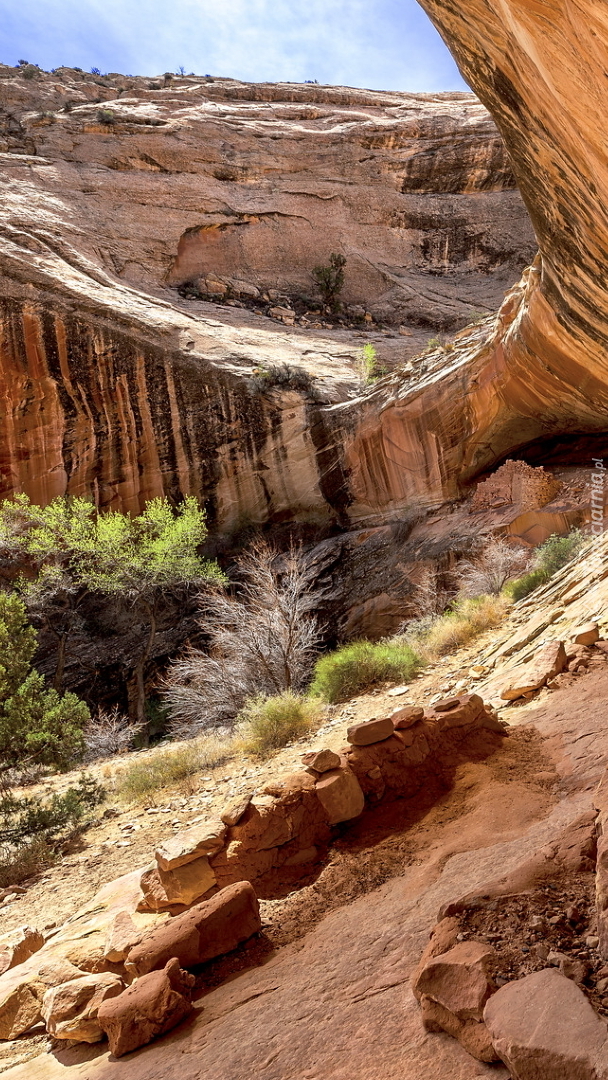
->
503, 568, 547, 601
503, 529, 585, 602
309, 640, 423, 704
0, 593, 89, 775
425, 336, 442, 351
20, 65, 39, 80
535, 529, 585, 577
311, 253, 346, 311
407, 595, 510, 659
97, 108, 116, 125
0, 774, 105, 888
356, 343, 387, 385
237, 692, 322, 757
249, 363, 316, 394
116, 734, 234, 803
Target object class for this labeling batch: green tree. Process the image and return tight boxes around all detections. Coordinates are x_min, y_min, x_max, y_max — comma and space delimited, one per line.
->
311, 252, 346, 311
0, 495, 224, 731
75, 496, 224, 730
3, 495, 96, 692
0, 593, 89, 775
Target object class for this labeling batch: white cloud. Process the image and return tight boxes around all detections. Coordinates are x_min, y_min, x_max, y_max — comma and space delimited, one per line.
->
0, 0, 468, 92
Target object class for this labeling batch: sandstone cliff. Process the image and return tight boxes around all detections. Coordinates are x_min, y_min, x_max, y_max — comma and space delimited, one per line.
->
0, 65, 535, 528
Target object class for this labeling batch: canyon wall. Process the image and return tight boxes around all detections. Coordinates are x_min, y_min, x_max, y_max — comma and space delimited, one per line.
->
0, 64, 539, 531
413, 0, 608, 454
0, 67, 534, 329
3, 49, 608, 643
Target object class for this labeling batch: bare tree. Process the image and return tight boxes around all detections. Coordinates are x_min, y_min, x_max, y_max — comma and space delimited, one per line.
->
163, 541, 322, 737
456, 535, 529, 597
409, 566, 455, 618
83, 706, 143, 760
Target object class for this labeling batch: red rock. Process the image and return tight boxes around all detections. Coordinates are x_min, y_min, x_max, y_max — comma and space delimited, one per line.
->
221, 793, 253, 827
137, 856, 216, 912
158, 857, 216, 907
315, 766, 365, 825
427, 694, 485, 728
301, 749, 341, 773
433, 696, 462, 712
413, 940, 496, 1020
0, 927, 44, 977
573, 622, 600, 646
103, 912, 142, 964
346, 717, 395, 746
155, 821, 226, 870
125, 881, 261, 978
411, 917, 460, 999
483, 968, 608, 1079
229, 796, 294, 851
414, 940, 498, 1064
41, 972, 124, 1042
500, 641, 567, 700
97, 958, 194, 1057
420, 994, 499, 1063
391, 705, 424, 729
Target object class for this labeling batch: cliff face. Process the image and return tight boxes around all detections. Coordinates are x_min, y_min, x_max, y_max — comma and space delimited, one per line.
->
0, 67, 534, 330
412, 0, 608, 458
0, 65, 537, 532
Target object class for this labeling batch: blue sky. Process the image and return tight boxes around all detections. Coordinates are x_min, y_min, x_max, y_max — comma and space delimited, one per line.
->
0, 0, 468, 92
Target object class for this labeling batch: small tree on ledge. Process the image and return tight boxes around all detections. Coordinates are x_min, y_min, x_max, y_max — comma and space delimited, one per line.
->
311, 252, 346, 312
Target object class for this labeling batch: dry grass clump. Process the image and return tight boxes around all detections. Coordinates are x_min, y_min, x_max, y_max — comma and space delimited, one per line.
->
0, 837, 55, 889
237, 692, 323, 758
116, 733, 235, 804
408, 594, 510, 659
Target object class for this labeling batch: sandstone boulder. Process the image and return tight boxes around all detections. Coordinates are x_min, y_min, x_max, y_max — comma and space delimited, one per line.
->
500, 641, 567, 700
125, 881, 261, 978
301, 749, 341, 773
155, 821, 226, 871
41, 971, 124, 1042
413, 940, 496, 1020
427, 694, 485, 728
97, 958, 194, 1058
483, 968, 608, 1079
414, 940, 498, 1064
433, 696, 462, 713
391, 705, 424, 729
0, 926, 44, 976
573, 623, 600, 646
315, 766, 365, 825
420, 994, 499, 1063
221, 792, 253, 827
137, 858, 216, 913
0, 957, 84, 1040
103, 912, 143, 964
158, 857, 216, 907
228, 796, 293, 851
347, 717, 394, 746
411, 917, 460, 999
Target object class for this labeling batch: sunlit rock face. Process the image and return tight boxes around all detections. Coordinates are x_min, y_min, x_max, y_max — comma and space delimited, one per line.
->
413, 0, 608, 455
0, 69, 534, 329
0, 66, 536, 526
